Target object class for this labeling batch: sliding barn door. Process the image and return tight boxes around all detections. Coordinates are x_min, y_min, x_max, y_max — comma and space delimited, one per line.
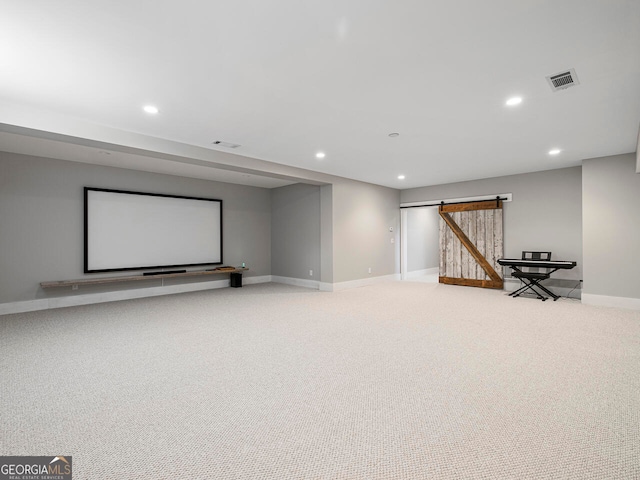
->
439, 200, 503, 289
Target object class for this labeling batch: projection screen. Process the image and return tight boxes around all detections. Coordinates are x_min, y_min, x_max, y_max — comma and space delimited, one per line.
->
84, 188, 222, 273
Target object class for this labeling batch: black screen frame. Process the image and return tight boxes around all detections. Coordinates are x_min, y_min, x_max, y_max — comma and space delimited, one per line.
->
84, 187, 223, 273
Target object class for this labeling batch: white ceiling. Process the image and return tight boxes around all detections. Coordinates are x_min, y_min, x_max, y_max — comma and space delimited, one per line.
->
1, 0, 639, 189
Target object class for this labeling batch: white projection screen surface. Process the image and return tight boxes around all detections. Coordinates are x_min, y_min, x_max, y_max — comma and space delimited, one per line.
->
85, 188, 222, 273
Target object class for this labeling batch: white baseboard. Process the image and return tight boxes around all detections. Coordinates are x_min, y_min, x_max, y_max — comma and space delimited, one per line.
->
405, 267, 439, 279
271, 276, 320, 290
270, 275, 402, 292
243, 275, 272, 286
0, 275, 272, 316
581, 293, 640, 310
330, 274, 401, 292
0, 299, 51, 316
319, 282, 334, 292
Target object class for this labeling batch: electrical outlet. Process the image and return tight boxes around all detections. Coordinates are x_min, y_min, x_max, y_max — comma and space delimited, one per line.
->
368, 267, 372, 274
309, 270, 313, 276
72, 284, 78, 290
390, 237, 395, 244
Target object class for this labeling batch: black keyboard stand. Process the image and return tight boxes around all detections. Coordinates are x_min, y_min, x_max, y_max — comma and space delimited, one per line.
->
498, 257, 576, 302
509, 267, 561, 301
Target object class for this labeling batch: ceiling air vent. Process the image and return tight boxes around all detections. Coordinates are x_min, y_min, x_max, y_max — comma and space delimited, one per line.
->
212, 140, 241, 149
546, 68, 580, 92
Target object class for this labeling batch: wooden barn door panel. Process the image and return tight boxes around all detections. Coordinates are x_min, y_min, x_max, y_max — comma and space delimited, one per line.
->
439, 200, 503, 289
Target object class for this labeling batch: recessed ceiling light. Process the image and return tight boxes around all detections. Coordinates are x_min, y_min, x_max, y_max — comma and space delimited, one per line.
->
506, 97, 522, 106
316, 152, 326, 159
397, 175, 405, 180
388, 133, 400, 137
549, 149, 562, 155
143, 105, 159, 114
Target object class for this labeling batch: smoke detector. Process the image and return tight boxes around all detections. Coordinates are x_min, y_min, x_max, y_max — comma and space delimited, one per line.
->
546, 68, 580, 92
212, 140, 241, 149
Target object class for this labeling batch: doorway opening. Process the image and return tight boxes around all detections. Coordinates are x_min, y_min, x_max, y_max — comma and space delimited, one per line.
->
400, 206, 439, 283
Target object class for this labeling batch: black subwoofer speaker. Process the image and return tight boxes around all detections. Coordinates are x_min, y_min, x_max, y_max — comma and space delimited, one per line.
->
230, 272, 243, 288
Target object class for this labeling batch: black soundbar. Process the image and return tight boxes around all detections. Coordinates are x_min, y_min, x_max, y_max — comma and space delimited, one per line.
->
143, 270, 187, 276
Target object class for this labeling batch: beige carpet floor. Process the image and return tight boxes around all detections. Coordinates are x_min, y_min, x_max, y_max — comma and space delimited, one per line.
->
1, 281, 639, 479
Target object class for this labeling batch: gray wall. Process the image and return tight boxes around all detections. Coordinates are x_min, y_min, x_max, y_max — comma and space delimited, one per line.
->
0, 152, 272, 304
636, 126, 639, 173
271, 179, 399, 285
582, 153, 640, 299
271, 183, 321, 281
0, 150, 403, 305
332, 180, 400, 283
401, 167, 583, 284
320, 185, 333, 284
406, 207, 439, 272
